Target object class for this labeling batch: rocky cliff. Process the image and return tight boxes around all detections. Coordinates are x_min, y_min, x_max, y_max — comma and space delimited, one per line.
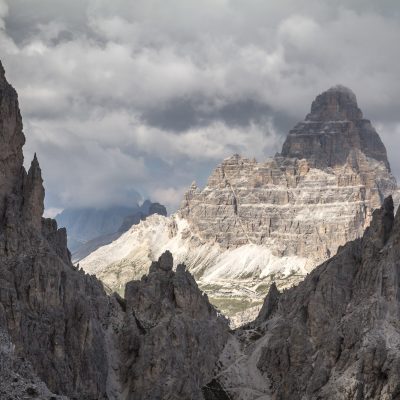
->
80, 85, 399, 324
120, 251, 228, 399
0, 61, 228, 399
207, 195, 400, 399
0, 60, 112, 398
180, 85, 395, 256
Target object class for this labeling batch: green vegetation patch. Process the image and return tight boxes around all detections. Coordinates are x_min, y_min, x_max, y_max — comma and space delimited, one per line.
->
210, 297, 263, 315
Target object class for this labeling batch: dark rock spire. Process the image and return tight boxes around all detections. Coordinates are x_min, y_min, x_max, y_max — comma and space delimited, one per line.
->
23, 153, 45, 229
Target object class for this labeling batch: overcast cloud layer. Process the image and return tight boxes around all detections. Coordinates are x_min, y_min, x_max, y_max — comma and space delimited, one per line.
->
0, 0, 400, 213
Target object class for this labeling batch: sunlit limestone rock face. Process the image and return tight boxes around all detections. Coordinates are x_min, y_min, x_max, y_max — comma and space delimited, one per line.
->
181, 85, 395, 255
80, 85, 399, 325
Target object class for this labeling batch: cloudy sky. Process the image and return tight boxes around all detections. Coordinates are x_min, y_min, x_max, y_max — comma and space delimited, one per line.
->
1, 0, 400, 214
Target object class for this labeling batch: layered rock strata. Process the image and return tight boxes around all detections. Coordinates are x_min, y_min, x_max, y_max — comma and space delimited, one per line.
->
81, 86, 398, 323
281, 85, 390, 169
180, 86, 395, 257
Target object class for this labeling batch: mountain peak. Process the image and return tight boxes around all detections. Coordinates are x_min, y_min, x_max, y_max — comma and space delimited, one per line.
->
281, 86, 390, 170
23, 154, 45, 229
306, 85, 362, 122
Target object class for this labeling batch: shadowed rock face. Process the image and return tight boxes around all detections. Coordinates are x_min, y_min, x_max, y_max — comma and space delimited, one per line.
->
0, 59, 112, 399
121, 251, 228, 399
209, 196, 400, 399
0, 62, 25, 217
281, 85, 390, 170
307, 85, 362, 121
0, 61, 229, 399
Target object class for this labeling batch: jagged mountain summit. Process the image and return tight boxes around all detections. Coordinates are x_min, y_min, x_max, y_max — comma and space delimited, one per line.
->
80, 84, 399, 324
0, 61, 229, 399
281, 85, 390, 169
206, 196, 400, 399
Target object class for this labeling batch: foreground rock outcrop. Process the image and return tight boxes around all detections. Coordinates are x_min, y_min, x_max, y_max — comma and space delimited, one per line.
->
80, 85, 399, 323
207, 195, 400, 399
0, 60, 112, 398
0, 61, 228, 399
120, 251, 228, 399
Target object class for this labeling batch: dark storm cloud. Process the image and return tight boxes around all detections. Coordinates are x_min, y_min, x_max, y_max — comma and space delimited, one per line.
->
4, 0, 90, 43
142, 97, 290, 132
142, 98, 200, 132
0, 0, 399, 211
